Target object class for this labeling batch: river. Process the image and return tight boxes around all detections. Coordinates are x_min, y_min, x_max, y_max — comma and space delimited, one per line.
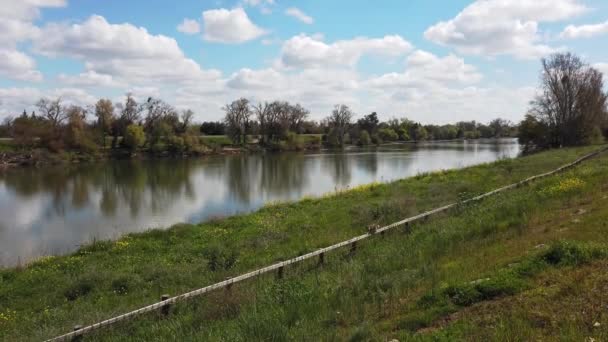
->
0, 139, 520, 266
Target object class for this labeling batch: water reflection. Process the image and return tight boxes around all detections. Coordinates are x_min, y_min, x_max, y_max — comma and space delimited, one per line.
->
0, 139, 520, 266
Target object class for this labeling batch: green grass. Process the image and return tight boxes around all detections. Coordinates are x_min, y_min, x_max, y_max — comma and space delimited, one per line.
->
0, 145, 606, 341
0, 139, 16, 152
199, 135, 233, 147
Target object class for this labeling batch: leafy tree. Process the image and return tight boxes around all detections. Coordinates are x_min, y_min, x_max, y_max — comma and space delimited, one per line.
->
357, 112, 379, 134
65, 105, 97, 152
518, 114, 550, 151
123, 124, 146, 151
414, 126, 428, 141
0, 116, 12, 137
378, 128, 399, 141
112, 94, 142, 148
200, 121, 225, 135
358, 130, 371, 146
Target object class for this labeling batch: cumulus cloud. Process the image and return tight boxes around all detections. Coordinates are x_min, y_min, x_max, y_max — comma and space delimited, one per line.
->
0, 0, 66, 21
0, 0, 64, 81
593, 63, 608, 76
286, 7, 314, 24
367, 50, 482, 89
202, 8, 267, 43
57, 70, 123, 88
560, 21, 608, 39
280, 34, 412, 68
0, 86, 97, 117
32, 15, 222, 86
0, 49, 43, 82
177, 18, 200, 34
425, 0, 587, 59
227, 68, 284, 90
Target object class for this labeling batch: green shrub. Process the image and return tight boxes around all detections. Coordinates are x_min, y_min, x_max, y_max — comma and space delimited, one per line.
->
204, 244, 239, 271
122, 124, 145, 151
542, 241, 606, 266
64, 276, 97, 301
358, 130, 371, 146
378, 128, 399, 142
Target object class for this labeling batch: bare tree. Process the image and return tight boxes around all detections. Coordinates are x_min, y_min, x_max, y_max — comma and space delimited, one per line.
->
36, 97, 66, 128
121, 93, 141, 124
224, 98, 252, 145
289, 103, 309, 133
327, 104, 353, 146
254, 101, 272, 144
180, 109, 194, 133
530, 52, 607, 146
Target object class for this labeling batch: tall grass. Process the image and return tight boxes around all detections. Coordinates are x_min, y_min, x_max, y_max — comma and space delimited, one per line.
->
0, 145, 605, 341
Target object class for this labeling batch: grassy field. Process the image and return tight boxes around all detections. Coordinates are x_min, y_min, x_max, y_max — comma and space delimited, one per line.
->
1, 145, 607, 341
0, 139, 16, 152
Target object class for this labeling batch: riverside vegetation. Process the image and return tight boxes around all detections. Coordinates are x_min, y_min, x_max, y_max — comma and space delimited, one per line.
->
1, 144, 607, 341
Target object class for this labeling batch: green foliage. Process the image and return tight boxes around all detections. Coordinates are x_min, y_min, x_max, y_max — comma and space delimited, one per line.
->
541, 241, 607, 266
123, 124, 146, 151
378, 128, 399, 142
204, 244, 239, 272
1, 146, 607, 341
358, 130, 371, 146
414, 125, 428, 141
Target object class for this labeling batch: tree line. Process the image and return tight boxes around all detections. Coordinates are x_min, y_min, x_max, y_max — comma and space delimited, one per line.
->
210, 99, 517, 148
1, 94, 204, 154
1, 52, 604, 154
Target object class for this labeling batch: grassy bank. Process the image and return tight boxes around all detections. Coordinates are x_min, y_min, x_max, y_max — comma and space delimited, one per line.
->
0, 145, 606, 341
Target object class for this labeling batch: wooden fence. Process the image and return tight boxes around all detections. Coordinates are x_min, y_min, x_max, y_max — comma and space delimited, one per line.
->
47, 147, 608, 341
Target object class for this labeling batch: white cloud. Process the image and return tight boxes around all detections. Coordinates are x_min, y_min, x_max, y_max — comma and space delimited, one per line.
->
33, 15, 222, 86
177, 18, 200, 35
242, 0, 274, 6
0, 0, 66, 82
593, 63, 608, 76
286, 7, 314, 24
227, 68, 284, 89
0, 86, 97, 117
202, 8, 267, 43
0, 0, 66, 21
242, 0, 274, 14
58, 70, 122, 88
560, 21, 608, 39
379, 86, 536, 124
367, 50, 482, 89
425, 0, 587, 59
280, 34, 412, 68
0, 49, 43, 82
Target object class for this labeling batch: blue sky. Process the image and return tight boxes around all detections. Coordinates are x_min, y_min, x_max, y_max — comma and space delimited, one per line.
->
1, 0, 608, 123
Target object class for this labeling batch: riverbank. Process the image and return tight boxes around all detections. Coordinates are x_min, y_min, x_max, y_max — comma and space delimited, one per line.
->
0, 145, 605, 340
0, 135, 324, 169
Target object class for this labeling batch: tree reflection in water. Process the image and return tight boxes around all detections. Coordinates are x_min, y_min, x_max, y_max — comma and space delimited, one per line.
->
0, 139, 521, 266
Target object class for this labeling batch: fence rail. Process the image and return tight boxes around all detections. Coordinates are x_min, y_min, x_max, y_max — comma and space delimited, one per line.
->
47, 147, 608, 341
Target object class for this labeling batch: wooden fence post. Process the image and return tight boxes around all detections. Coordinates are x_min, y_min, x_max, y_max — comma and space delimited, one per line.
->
277, 266, 284, 279
160, 294, 171, 316
225, 277, 233, 291
72, 325, 83, 342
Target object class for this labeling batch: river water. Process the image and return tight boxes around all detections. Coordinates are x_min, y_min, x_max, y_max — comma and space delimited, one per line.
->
0, 139, 520, 266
